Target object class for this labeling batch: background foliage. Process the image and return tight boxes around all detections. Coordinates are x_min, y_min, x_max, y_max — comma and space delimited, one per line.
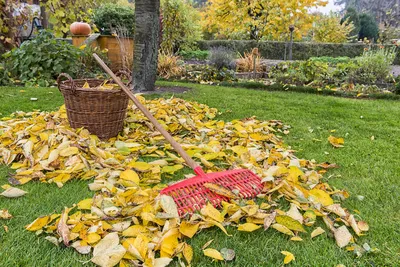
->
312, 13, 355, 43
92, 3, 135, 36
160, 0, 202, 53
42, 0, 106, 37
201, 0, 328, 41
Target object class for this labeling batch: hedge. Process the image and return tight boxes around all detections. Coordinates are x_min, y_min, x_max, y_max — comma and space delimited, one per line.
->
197, 40, 400, 64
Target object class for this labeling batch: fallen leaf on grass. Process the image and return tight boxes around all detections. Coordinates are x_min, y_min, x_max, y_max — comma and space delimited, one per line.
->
281, 251, 295, 264
26, 216, 50, 231
290, 236, 303, 242
328, 136, 344, 148
179, 221, 199, 238
311, 227, 325, 238
263, 211, 276, 230
202, 239, 214, 250
357, 221, 369, 232
0, 209, 12, 219
203, 248, 224, 261
1, 187, 27, 198
237, 223, 261, 232
91, 232, 126, 267
334, 226, 353, 248
276, 215, 305, 232
272, 223, 294, 236
220, 248, 235, 261
182, 243, 193, 265
57, 207, 70, 246
154, 257, 173, 267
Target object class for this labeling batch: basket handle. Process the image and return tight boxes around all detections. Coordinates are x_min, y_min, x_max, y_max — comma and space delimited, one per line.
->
57, 73, 76, 94
93, 53, 205, 176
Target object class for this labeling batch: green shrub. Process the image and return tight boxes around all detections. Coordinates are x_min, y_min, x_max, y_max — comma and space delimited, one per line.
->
0, 61, 12, 86
3, 31, 82, 86
359, 13, 379, 41
309, 56, 352, 65
270, 59, 359, 86
182, 65, 236, 83
161, 0, 202, 53
209, 46, 236, 70
351, 46, 397, 83
93, 4, 135, 36
198, 40, 400, 64
178, 50, 209, 60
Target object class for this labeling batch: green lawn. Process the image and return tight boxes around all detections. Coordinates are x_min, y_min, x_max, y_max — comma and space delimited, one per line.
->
0, 82, 399, 266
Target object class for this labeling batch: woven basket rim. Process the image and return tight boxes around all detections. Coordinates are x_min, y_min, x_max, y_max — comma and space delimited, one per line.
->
59, 86, 125, 93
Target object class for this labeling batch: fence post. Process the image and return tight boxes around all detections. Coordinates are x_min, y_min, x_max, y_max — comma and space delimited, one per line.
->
288, 25, 295, 61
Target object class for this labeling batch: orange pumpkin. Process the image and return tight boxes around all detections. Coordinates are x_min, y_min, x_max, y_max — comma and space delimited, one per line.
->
70, 22, 91, 36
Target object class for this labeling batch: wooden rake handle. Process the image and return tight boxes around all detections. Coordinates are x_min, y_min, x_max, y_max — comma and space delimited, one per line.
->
93, 53, 201, 172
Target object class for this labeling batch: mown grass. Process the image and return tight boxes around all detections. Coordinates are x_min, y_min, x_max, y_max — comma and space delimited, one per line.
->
0, 82, 399, 266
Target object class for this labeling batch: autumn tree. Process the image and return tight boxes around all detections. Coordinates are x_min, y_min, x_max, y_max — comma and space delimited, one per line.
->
201, 0, 328, 41
160, 0, 202, 54
312, 13, 355, 43
133, 0, 160, 92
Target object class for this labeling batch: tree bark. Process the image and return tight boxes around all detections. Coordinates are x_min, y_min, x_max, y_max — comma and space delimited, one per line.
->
133, 0, 160, 92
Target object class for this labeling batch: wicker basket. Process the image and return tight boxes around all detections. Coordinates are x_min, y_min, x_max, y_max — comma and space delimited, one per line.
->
57, 73, 130, 140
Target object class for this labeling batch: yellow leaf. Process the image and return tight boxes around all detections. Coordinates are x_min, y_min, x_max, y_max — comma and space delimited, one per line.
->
82, 81, 90, 88
231, 145, 247, 156
160, 195, 179, 218
309, 188, 334, 206
357, 221, 369, 232
311, 227, 326, 238
120, 169, 140, 184
237, 223, 261, 232
122, 225, 147, 237
271, 223, 295, 236
203, 248, 224, 261
161, 164, 184, 174
77, 198, 93, 210
26, 216, 50, 231
87, 233, 101, 244
179, 221, 200, 238
59, 147, 79, 157
281, 251, 295, 264
276, 215, 305, 232
0, 209, 12, 219
328, 135, 344, 148
183, 243, 193, 265
290, 236, 303, 242
129, 161, 152, 171
201, 203, 224, 222
91, 232, 126, 267
160, 233, 179, 258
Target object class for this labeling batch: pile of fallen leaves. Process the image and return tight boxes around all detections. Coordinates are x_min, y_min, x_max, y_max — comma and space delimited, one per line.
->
0, 96, 371, 266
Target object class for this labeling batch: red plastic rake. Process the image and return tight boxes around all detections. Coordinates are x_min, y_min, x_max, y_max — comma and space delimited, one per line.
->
93, 54, 263, 216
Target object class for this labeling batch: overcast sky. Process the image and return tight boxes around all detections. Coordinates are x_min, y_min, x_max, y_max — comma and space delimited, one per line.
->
313, 0, 344, 14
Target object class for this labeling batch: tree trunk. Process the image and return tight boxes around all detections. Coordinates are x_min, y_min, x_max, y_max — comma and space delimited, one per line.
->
133, 0, 160, 92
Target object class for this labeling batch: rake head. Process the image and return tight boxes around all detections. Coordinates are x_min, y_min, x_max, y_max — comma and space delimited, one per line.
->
160, 167, 263, 217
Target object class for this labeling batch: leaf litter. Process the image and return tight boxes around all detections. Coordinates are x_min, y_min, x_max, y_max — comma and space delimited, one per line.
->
0, 96, 371, 265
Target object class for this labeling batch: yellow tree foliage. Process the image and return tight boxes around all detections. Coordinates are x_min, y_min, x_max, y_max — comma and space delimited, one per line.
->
42, 0, 107, 37
312, 13, 355, 43
201, 0, 328, 41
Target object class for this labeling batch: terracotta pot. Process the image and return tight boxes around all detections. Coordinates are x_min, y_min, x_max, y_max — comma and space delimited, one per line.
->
70, 22, 91, 36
